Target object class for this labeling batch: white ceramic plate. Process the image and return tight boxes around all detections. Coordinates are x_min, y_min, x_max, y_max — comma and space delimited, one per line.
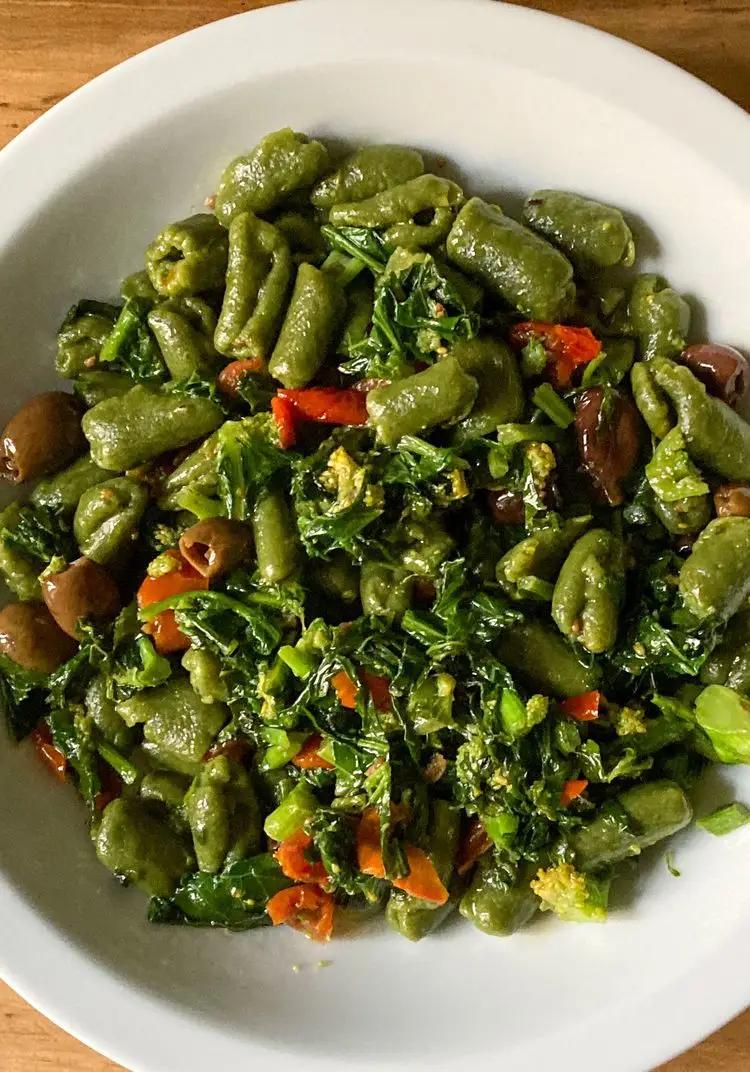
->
2, 1, 750, 1069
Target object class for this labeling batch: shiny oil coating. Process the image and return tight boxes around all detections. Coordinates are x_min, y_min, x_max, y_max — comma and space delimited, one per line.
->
214, 128, 330, 224
679, 516, 750, 621
311, 145, 424, 211
446, 196, 576, 321
523, 189, 635, 269
268, 262, 346, 388
215, 212, 292, 360
366, 354, 478, 445
82, 384, 223, 471
651, 357, 750, 481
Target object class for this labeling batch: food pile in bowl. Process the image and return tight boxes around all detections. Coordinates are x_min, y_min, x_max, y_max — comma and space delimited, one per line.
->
2, 128, 750, 943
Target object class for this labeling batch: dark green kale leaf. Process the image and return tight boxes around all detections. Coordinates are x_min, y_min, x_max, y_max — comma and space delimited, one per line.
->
340, 251, 480, 379
0, 655, 48, 739
216, 414, 291, 521
98, 297, 166, 382
0, 504, 75, 564
148, 853, 292, 928
321, 224, 390, 275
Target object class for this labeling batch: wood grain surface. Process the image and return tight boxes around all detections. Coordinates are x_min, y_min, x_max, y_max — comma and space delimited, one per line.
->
0, 1, 748, 1069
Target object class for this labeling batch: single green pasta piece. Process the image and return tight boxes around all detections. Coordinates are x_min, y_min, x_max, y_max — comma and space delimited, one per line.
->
366, 356, 478, 446
631, 361, 674, 439
117, 675, 228, 775
552, 528, 625, 654
82, 384, 223, 471
30, 454, 110, 515
629, 274, 690, 360
446, 196, 575, 321
459, 858, 538, 937
94, 798, 193, 898
523, 189, 635, 269
251, 487, 300, 584
145, 214, 228, 298
268, 262, 346, 388
329, 174, 464, 250
650, 357, 750, 481
148, 297, 219, 380
214, 128, 330, 224
451, 336, 524, 441
496, 620, 601, 698
311, 144, 424, 210
679, 517, 750, 622
215, 212, 293, 360
73, 477, 149, 565
56, 300, 119, 378
185, 755, 262, 873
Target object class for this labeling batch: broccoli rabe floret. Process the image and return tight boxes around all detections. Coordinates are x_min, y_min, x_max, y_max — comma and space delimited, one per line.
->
609, 703, 647, 737
530, 862, 609, 922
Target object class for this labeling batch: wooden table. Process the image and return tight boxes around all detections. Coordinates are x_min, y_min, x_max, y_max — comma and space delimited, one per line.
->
1, 0, 749, 1067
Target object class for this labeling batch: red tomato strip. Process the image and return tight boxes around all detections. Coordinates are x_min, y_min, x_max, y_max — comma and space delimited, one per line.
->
509, 322, 602, 386
278, 387, 368, 426
356, 808, 448, 905
216, 358, 265, 398
271, 394, 299, 449
137, 550, 208, 654
561, 779, 589, 806
292, 733, 335, 771
266, 884, 335, 941
559, 690, 601, 722
30, 724, 67, 781
275, 831, 329, 884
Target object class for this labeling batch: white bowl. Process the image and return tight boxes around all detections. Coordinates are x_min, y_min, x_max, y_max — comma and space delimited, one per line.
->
2, 2, 750, 1069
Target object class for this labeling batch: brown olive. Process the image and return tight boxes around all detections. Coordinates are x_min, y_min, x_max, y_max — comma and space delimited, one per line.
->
1, 392, 86, 483
713, 483, 750, 519
0, 601, 77, 672
680, 344, 749, 408
41, 557, 121, 638
487, 489, 524, 525
575, 387, 643, 506
178, 518, 252, 580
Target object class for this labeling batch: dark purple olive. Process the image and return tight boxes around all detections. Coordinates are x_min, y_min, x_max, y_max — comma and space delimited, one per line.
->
680, 344, 749, 408
487, 489, 524, 525
575, 387, 642, 506
179, 518, 253, 580
713, 483, 750, 519
1, 392, 86, 483
41, 557, 121, 638
0, 602, 77, 672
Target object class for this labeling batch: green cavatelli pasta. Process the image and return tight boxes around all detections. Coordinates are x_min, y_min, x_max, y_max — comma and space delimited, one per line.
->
82, 385, 223, 471
215, 212, 293, 360
329, 174, 464, 250
214, 128, 330, 224
629, 274, 690, 360
366, 356, 478, 446
650, 357, 750, 481
268, 263, 346, 388
446, 196, 576, 320
312, 145, 424, 210
523, 189, 635, 269
145, 214, 228, 298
